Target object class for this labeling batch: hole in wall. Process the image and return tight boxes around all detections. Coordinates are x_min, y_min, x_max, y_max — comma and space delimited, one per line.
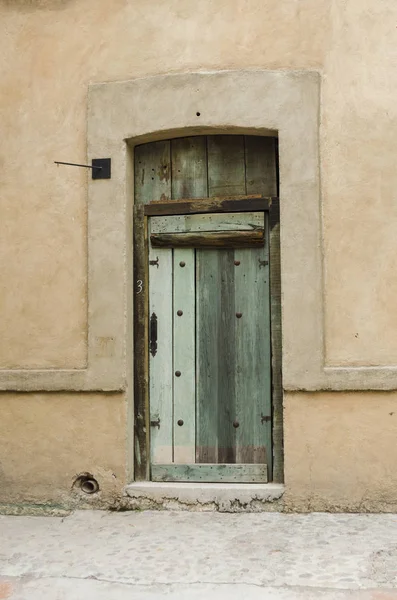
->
73, 473, 100, 495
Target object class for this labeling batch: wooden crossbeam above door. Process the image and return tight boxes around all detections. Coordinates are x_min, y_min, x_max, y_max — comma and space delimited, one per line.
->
150, 211, 265, 248
150, 230, 265, 249
144, 195, 276, 216
150, 212, 264, 234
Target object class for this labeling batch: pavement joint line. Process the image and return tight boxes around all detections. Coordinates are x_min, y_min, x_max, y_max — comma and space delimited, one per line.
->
3, 575, 394, 592
2, 576, 397, 595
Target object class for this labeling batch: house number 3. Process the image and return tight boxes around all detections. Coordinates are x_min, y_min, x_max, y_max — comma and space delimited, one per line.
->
136, 280, 143, 294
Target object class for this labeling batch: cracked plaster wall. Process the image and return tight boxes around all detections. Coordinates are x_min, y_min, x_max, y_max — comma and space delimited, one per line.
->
1, 0, 397, 510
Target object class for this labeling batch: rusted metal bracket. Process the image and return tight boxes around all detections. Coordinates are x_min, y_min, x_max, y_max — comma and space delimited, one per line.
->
54, 158, 111, 179
150, 417, 161, 429
261, 413, 271, 424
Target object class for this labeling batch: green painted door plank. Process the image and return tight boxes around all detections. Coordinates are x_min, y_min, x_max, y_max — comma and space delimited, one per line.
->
151, 463, 268, 483
217, 249, 237, 463
195, 250, 220, 463
148, 240, 173, 464
196, 250, 238, 464
171, 137, 207, 464
207, 136, 246, 196
208, 136, 245, 465
196, 136, 247, 465
172, 249, 195, 463
234, 230, 272, 470
171, 137, 208, 200
135, 141, 171, 204
244, 136, 278, 196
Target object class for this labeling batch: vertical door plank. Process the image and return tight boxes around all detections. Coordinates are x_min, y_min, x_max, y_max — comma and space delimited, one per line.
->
171, 137, 207, 463
135, 141, 173, 465
245, 135, 280, 480
135, 141, 171, 204
148, 238, 173, 464
234, 229, 271, 469
171, 137, 208, 200
172, 253, 195, 463
196, 250, 237, 464
207, 136, 246, 196
195, 251, 220, 463
245, 136, 277, 196
196, 136, 246, 463
216, 250, 236, 463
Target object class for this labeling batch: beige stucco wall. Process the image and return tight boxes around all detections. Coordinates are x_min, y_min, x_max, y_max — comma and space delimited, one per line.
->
1, 0, 397, 510
322, 0, 397, 367
0, 393, 127, 509
284, 393, 397, 512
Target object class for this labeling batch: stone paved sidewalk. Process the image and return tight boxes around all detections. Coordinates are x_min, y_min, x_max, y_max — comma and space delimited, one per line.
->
0, 511, 396, 599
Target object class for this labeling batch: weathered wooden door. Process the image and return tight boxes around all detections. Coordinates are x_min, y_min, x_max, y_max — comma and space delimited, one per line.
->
134, 135, 280, 483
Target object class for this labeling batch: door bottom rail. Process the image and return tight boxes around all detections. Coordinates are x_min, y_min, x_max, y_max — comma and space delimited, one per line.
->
151, 463, 268, 483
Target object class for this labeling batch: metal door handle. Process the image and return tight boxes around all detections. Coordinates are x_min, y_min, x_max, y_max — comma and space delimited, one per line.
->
150, 313, 157, 357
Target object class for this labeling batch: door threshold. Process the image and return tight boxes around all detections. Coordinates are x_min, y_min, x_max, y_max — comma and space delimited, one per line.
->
124, 482, 284, 512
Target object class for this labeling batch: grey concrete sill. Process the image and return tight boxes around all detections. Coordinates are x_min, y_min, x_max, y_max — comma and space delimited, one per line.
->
124, 482, 285, 512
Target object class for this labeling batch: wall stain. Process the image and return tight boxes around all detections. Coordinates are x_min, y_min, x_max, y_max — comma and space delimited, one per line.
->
0, 0, 74, 10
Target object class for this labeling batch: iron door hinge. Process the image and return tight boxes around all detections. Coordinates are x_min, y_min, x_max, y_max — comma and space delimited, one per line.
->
149, 256, 159, 267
